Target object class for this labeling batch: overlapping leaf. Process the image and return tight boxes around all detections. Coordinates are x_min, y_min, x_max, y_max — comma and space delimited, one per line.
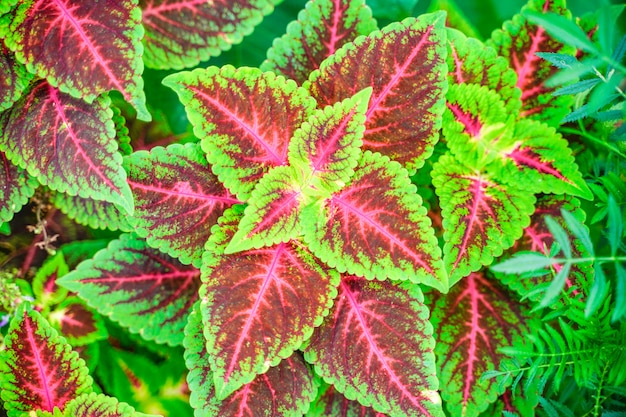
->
140, 0, 278, 70
305, 274, 444, 417
58, 234, 201, 346
307, 383, 388, 417
0, 150, 37, 224
201, 205, 339, 399
164, 66, 316, 200
496, 195, 591, 307
124, 143, 240, 267
184, 304, 317, 416
48, 298, 108, 346
0, 304, 92, 417
488, 0, 575, 126
52, 192, 134, 232
63, 392, 159, 417
305, 12, 448, 174
262, 0, 377, 84
432, 153, 536, 285
445, 28, 521, 113
32, 251, 69, 308
0, 81, 134, 214
0, 44, 34, 112
226, 88, 371, 253
0, 0, 150, 120
301, 151, 447, 292
429, 271, 530, 417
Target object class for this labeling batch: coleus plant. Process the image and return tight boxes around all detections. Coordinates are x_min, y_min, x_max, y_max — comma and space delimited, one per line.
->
0, 0, 615, 416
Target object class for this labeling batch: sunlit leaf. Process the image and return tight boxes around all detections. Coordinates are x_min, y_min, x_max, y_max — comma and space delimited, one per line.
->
0, 0, 149, 119
184, 303, 318, 416
63, 392, 160, 417
0, 150, 37, 224
429, 271, 530, 417
164, 65, 316, 200
302, 151, 447, 292
140, 0, 278, 70
0, 81, 135, 214
201, 205, 339, 399
0, 304, 92, 417
432, 152, 535, 285
305, 275, 444, 417
124, 143, 240, 267
262, 0, 377, 84
58, 234, 201, 346
488, 0, 576, 127
306, 12, 448, 174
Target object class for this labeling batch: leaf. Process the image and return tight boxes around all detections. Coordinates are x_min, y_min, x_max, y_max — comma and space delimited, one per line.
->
302, 150, 447, 292
522, 10, 598, 54
304, 274, 444, 417
184, 304, 318, 417
52, 192, 134, 233
163, 65, 316, 200
445, 28, 521, 113
0, 0, 150, 120
62, 392, 160, 417
305, 12, 448, 174
140, 0, 278, 70
432, 152, 536, 286
201, 204, 339, 399
496, 119, 592, 200
0, 81, 135, 214
0, 150, 37, 224
307, 382, 387, 417
124, 143, 240, 267
495, 195, 591, 309
427, 0, 481, 40
57, 234, 201, 346
0, 304, 92, 417
607, 195, 623, 257
32, 251, 69, 308
442, 83, 512, 170
48, 297, 108, 347
0, 44, 34, 112
429, 271, 530, 417
262, 0, 377, 85
226, 88, 372, 254
491, 252, 556, 274
488, 0, 576, 127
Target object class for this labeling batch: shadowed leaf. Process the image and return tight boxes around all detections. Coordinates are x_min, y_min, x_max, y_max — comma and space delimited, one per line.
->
0, 150, 37, 224
0, 44, 34, 112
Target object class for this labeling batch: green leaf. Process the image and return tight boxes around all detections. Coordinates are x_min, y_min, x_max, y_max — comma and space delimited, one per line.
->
0, 304, 93, 417
0, 150, 37, 224
607, 195, 623, 257
62, 392, 160, 417
544, 216, 572, 259
491, 252, 556, 274
48, 297, 108, 347
521, 10, 598, 55
0, 44, 34, 112
561, 209, 594, 257
51, 191, 134, 233
32, 251, 69, 308
540, 261, 571, 308
613, 262, 626, 322
585, 263, 608, 317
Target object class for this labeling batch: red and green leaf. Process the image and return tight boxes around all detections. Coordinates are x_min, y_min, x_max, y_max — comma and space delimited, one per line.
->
305, 274, 444, 417
32, 251, 69, 308
57, 234, 201, 346
0, 44, 34, 112
0, 81, 134, 214
201, 205, 339, 399
0, 0, 150, 120
163, 66, 316, 201
262, 0, 377, 85
51, 191, 134, 233
445, 28, 521, 113
442, 84, 512, 170
140, 0, 278, 70
301, 151, 447, 292
305, 12, 448, 174
184, 304, 318, 416
124, 143, 240, 267
0, 304, 92, 417
48, 297, 108, 346
429, 271, 530, 417
497, 194, 591, 307
0, 150, 37, 224
432, 153, 536, 285
488, 0, 575, 127
307, 382, 388, 417
63, 392, 159, 417
495, 119, 593, 200
288, 87, 371, 195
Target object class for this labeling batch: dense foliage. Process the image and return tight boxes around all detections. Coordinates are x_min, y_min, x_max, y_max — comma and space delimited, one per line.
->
0, 0, 625, 416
